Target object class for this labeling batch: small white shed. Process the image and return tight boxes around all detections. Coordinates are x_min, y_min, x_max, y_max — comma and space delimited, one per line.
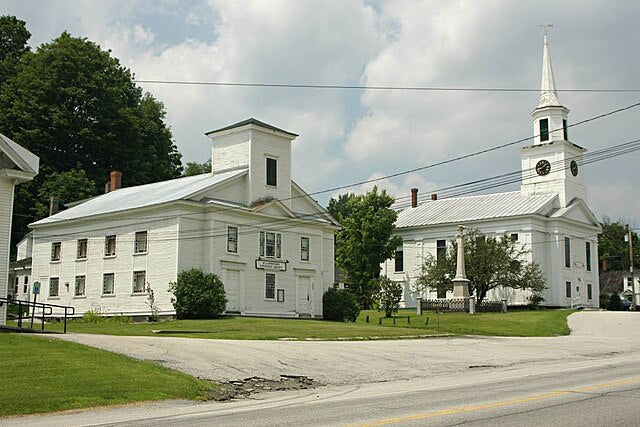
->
0, 133, 39, 325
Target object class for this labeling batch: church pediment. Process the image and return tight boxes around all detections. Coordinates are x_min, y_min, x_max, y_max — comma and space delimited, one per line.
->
251, 199, 297, 219
550, 198, 600, 228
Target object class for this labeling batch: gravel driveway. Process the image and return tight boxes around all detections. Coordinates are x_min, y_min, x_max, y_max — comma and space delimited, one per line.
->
43, 312, 640, 385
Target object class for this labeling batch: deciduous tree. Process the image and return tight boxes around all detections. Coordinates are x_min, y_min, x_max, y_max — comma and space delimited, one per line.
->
413, 229, 546, 305
333, 187, 402, 309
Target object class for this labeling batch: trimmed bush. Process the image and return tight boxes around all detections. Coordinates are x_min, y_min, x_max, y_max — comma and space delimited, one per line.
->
169, 269, 227, 319
323, 286, 360, 322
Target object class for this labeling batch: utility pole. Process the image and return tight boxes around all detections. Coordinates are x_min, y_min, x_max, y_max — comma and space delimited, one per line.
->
626, 227, 636, 311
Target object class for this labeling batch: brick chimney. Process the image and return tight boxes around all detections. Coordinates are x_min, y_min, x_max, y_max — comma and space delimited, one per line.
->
109, 171, 122, 192
49, 196, 59, 216
431, 193, 438, 201
411, 188, 418, 208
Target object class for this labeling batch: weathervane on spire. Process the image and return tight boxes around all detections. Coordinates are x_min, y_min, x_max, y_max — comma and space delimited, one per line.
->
538, 23, 554, 36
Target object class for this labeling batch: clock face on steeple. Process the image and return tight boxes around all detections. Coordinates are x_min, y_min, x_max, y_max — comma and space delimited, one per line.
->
535, 159, 551, 176
570, 160, 579, 176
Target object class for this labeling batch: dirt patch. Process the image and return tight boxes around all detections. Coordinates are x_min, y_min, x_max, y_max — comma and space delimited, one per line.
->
208, 375, 319, 401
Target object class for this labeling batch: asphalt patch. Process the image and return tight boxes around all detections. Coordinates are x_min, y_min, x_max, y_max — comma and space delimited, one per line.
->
208, 375, 318, 401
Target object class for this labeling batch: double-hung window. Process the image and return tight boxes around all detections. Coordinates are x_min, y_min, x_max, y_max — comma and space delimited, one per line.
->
134, 231, 147, 254
105, 235, 116, 257
133, 271, 146, 294
436, 239, 447, 264
49, 277, 59, 297
565, 281, 572, 298
564, 237, 571, 268
587, 283, 593, 300
75, 275, 86, 297
103, 273, 115, 295
227, 226, 238, 253
585, 241, 592, 271
260, 231, 282, 258
51, 242, 61, 261
77, 239, 87, 259
394, 249, 403, 272
265, 273, 276, 299
301, 237, 310, 261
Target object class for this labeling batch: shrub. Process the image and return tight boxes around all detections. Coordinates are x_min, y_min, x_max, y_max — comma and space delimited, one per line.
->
527, 292, 545, 309
79, 309, 104, 323
169, 268, 227, 319
607, 292, 623, 311
375, 276, 403, 317
323, 285, 360, 322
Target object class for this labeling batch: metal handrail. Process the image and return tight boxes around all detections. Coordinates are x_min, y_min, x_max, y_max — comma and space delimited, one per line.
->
0, 297, 75, 333
570, 296, 582, 310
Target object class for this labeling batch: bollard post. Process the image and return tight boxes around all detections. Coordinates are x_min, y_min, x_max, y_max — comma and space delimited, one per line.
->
469, 296, 476, 315
425, 316, 429, 326
416, 297, 423, 316
502, 298, 507, 314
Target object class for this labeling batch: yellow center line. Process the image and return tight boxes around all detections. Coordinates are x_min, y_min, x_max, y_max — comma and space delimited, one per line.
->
349, 377, 640, 427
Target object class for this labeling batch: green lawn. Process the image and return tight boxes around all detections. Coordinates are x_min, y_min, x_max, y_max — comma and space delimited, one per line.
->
35, 316, 433, 340
0, 334, 214, 417
26, 308, 571, 340
357, 309, 572, 337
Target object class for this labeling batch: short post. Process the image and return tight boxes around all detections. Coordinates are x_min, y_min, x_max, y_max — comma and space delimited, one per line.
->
501, 298, 507, 314
18, 301, 22, 328
407, 316, 410, 324
416, 297, 423, 316
393, 317, 396, 325
468, 296, 476, 315
425, 316, 429, 326
366, 315, 370, 323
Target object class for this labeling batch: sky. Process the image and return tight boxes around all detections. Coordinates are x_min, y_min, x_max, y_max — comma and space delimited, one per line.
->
1, 0, 639, 225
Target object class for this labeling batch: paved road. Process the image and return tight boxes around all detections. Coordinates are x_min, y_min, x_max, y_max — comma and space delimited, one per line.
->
4, 311, 640, 426
33, 311, 640, 385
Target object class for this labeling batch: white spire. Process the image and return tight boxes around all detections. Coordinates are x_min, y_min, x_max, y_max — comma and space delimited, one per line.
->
538, 33, 562, 108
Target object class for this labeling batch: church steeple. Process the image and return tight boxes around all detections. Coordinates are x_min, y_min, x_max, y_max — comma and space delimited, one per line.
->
522, 30, 587, 208
538, 33, 562, 108
531, 31, 569, 146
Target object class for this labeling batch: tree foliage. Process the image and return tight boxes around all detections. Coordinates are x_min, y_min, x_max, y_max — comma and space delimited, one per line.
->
169, 268, 227, 319
0, 15, 30, 83
0, 21, 183, 249
322, 285, 360, 322
332, 187, 402, 309
598, 219, 639, 271
375, 276, 403, 318
183, 159, 211, 176
607, 292, 623, 311
413, 229, 546, 304
34, 168, 96, 218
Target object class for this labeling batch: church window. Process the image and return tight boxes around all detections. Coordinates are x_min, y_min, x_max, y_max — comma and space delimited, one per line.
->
539, 118, 549, 142
563, 119, 568, 141
565, 281, 572, 298
587, 284, 592, 300
260, 231, 282, 258
394, 249, 403, 272
436, 240, 447, 263
266, 157, 277, 186
564, 237, 571, 268
585, 241, 591, 271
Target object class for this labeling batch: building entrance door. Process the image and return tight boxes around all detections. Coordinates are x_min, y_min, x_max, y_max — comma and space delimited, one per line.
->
297, 275, 311, 314
223, 269, 241, 312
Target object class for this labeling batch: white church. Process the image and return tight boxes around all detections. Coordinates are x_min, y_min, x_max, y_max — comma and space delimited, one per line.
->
382, 35, 601, 308
27, 119, 338, 318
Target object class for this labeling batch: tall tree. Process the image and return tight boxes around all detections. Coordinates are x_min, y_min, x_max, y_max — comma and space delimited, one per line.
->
333, 187, 402, 309
0, 25, 183, 248
183, 159, 212, 176
413, 229, 546, 305
34, 168, 96, 218
0, 15, 30, 83
598, 219, 639, 271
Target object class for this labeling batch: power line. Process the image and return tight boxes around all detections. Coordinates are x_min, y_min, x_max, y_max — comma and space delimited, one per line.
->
135, 79, 640, 93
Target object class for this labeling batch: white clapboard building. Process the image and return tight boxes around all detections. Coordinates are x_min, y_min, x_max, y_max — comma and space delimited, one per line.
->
0, 134, 39, 325
383, 35, 601, 308
29, 119, 338, 318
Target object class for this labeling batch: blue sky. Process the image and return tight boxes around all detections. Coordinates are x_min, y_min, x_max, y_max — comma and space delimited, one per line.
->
1, 0, 639, 225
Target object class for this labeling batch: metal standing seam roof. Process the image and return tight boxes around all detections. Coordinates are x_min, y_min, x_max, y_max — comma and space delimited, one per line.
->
395, 191, 558, 228
30, 168, 248, 226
